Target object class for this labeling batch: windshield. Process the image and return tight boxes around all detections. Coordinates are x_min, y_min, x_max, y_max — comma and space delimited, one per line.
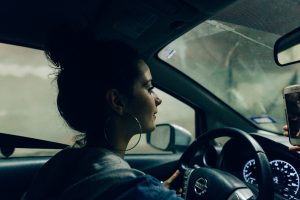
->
158, 0, 300, 133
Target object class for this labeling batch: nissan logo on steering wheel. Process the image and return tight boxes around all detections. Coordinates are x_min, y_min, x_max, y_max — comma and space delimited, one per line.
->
194, 177, 208, 196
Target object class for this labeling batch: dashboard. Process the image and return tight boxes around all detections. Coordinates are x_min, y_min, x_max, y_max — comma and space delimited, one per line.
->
200, 133, 300, 200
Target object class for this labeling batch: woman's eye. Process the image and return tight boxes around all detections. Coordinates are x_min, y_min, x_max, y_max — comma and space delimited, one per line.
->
148, 86, 154, 93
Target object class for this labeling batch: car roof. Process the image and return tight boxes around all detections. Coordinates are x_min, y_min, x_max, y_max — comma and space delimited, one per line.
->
0, 0, 237, 56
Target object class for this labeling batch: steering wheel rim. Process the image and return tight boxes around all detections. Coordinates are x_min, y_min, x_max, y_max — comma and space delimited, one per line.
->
178, 127, 274, 200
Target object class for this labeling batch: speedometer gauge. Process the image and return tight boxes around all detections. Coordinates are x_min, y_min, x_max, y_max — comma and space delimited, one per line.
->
243, 159, 300, 199
271, 160, 299, 199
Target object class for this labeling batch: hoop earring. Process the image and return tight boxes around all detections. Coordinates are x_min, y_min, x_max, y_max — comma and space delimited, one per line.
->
104, 113, 142, 151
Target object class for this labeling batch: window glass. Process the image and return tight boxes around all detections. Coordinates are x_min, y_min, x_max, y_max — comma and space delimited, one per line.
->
0, 43, 75, 157
158, 19, 299, 134
158, 0, 300, 134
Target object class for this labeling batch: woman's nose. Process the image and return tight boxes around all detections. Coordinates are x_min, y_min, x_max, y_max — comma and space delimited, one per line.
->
155, 96, 162, 106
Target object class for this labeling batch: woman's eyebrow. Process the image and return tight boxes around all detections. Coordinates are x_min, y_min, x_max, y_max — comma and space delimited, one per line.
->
143, 79, 152, 86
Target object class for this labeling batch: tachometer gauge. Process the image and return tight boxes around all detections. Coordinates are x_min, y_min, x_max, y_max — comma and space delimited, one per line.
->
243, 159, 257, 185
243, 159, 300, 199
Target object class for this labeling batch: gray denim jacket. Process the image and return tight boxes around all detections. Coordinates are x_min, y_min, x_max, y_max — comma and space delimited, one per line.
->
23, 147, 181, 200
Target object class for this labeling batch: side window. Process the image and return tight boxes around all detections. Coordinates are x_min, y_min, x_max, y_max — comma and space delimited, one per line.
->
127, 88, 195, 154
0, 43, 75, 158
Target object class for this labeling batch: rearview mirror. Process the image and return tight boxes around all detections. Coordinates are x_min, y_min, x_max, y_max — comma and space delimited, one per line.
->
274, 27, 300, 66
146, 123, 193, 153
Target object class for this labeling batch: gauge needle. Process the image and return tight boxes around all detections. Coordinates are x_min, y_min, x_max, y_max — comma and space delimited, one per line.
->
245, 172, 252, 177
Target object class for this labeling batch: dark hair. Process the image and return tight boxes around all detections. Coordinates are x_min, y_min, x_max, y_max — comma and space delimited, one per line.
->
44, 28, 141, 146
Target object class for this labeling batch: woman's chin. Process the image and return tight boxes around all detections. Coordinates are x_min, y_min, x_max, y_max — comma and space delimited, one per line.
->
143, 125, 155, 133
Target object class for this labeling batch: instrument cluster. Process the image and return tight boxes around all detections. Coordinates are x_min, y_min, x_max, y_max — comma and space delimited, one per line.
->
243, 159, 299, 199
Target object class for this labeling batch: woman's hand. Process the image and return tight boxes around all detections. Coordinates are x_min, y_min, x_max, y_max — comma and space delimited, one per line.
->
283, 125, 300, 151
162, 170, 180, 189
283, 124, 288, 136
162, 170, 183, 196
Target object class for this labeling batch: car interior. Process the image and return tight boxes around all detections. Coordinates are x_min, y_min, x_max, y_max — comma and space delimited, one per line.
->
1, 0, 300, 199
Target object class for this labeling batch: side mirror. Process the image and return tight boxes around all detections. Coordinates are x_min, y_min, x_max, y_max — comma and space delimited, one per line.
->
274, 27, 300, 66
146, 123, 193, 153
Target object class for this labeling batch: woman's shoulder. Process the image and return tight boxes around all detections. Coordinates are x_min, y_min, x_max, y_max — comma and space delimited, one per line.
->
24, 147, 145, 199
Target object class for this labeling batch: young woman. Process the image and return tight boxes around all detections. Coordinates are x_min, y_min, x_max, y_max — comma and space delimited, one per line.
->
23, 29, 182, 199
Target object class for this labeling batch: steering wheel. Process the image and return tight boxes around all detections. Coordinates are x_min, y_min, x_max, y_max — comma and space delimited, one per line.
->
177, 127, 274, 200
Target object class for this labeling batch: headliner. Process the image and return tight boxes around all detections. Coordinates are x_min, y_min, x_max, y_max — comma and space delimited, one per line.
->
0, 0, 236, 56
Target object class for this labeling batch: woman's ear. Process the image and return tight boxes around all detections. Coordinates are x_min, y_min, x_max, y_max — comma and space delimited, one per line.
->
106, 89, 126, 115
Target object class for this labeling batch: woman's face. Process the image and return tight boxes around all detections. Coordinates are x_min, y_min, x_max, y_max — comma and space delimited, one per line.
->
124, 60, 162, 133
